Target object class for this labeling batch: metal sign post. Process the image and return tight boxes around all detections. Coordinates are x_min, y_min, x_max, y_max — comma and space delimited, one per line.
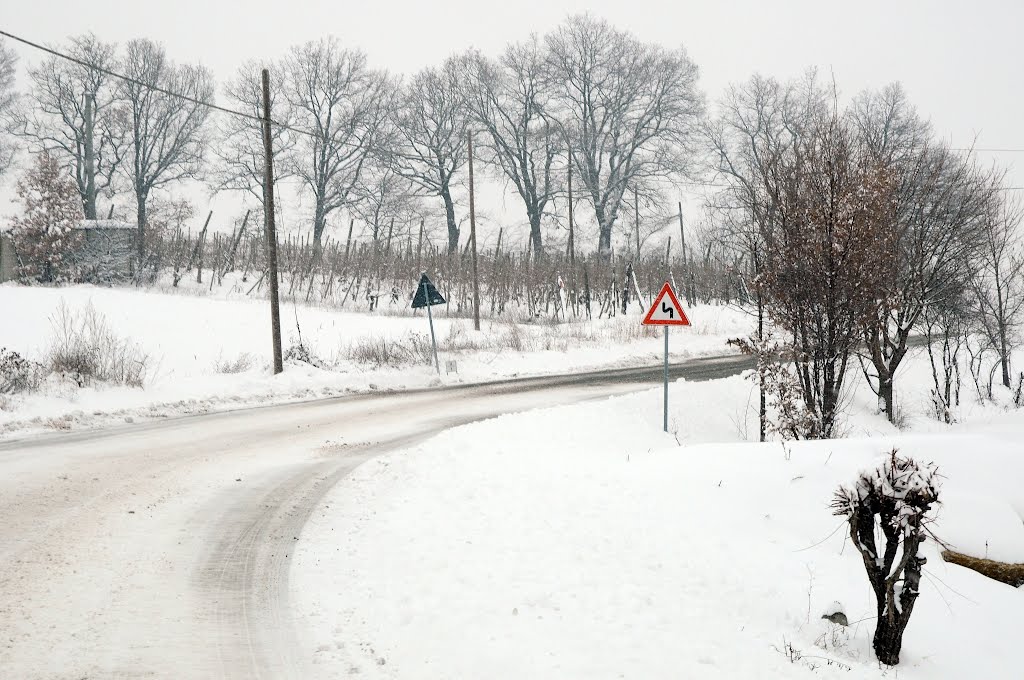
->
642, 281, 691, 433
424, 279, 440, 375
412, 272, 447, 376
664, 326, 669, 432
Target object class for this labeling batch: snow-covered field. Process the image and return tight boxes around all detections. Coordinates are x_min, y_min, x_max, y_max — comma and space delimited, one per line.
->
293, 353, 1024, 679
6, 281, 1023, 679
0, 283, 748, 438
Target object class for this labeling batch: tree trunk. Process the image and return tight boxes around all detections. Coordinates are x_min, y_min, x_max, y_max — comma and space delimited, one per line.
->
135, 187, 148, 264
879, 375, 895, 424
872, 607, 904, 666
83, 95, 98, 221
595, 203, 613, 259
999, 325, 1012, 388
757, 295, 766, 442
529, 211, 543, 260
871, 552, 924, 667
442, 188, 459, 256
313, 201, 327, 253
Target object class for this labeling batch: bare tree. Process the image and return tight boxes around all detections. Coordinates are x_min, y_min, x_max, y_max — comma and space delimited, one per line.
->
13, 34, 127, 218
215, 61, 295, 211
922, 281, 971, 422
460, 38, 561, 258
970, 194, 1024, 388
851, 84, 998, 421
120, 38, 213, 260
390, 59, 468, 255
0, 39, 17, 179
545, 15, 704, 256
351, 163, 421, 246
283, 39, 393, 248
706, 72, 827, 439
762, 112, 896, 437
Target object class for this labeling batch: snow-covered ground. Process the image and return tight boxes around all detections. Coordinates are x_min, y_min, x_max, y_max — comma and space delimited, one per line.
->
293, 351, 1024, 679
0, 283, 748, 438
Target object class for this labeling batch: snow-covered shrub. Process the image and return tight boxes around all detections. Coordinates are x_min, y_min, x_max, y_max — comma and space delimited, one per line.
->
0, 348, 44, 394
9, 151, 84, 282
213, 352, 255, 374
831, 450, 941, 666
284, 341, 326, 369
346, 333, 432, 368
501, 322, 526, 352
728, 336, 822, 440
47, 303, 149, 387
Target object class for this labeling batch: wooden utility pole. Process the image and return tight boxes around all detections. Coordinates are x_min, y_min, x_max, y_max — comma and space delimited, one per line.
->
634, 187, 641, 258
468, 131, 481, 331
343, 217, 355, 262
677, 202, 686, 261
678, 201, 691, 306
261, 68, 283, 375
416, 219, 424, 271
567, 158, 575, 265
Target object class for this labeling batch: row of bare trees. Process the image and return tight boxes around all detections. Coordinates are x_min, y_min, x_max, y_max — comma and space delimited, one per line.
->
708, 73, 1022, 436
0, 17, 704, 262
3, 34, 212, 261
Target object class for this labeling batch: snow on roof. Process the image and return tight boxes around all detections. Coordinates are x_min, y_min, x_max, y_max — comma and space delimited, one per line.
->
73, 219, 137, 231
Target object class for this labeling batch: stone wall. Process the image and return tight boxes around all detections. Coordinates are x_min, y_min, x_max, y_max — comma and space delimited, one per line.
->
73, 224, 135, 283
0, 233, 17, 283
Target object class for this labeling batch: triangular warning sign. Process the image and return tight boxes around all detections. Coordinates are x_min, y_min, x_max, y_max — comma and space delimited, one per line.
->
642, 282, 690, 326
411, 272, 447, 309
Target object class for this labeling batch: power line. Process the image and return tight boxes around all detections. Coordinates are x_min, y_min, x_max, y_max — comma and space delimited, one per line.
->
0, 28, 268, 125
678, 181, 1023, 191
954, 148, 1024, 154
0, 26, 323, 143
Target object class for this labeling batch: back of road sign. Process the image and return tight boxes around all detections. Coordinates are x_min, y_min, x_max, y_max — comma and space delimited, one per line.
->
412, 273, 447, 309
642, 282, 690, 326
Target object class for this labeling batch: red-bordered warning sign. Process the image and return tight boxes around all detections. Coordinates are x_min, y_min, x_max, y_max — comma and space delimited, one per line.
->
642, 282, 691, 326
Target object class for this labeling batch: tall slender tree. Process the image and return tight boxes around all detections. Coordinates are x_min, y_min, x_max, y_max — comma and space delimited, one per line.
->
283, 39, 393, 248
0, 39, 17, 179
851, 84, 998, 420
460, 38, 561, 259
120, 38, 213, 260
546, 15, 704, 256
970, 195, 1024, 388
13, 34, 127, 219
215, 61, 295, 215
390, 59, 468, 255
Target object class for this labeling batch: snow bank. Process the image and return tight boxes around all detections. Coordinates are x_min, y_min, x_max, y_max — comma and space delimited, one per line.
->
0, 284, 748, 438
293, 374, 1024, 679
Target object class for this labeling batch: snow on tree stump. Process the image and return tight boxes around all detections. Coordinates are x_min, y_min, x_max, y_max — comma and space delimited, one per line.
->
831, 449, 941, 666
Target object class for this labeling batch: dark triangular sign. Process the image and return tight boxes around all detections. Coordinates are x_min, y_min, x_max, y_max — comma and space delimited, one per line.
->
412, 273, 447, 309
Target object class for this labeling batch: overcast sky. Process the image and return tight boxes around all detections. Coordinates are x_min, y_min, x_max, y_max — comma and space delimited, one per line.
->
2, 0, 1023, 239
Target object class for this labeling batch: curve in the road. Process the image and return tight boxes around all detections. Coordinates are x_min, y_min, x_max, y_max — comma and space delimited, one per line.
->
0, 352, 752, 679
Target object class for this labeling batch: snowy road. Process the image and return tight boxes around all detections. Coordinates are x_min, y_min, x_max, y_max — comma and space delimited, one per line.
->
0, 353, 749, 679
